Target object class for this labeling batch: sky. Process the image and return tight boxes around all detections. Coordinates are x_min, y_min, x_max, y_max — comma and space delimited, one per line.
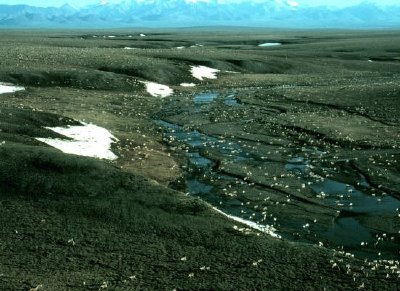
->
0, 0, 399, 8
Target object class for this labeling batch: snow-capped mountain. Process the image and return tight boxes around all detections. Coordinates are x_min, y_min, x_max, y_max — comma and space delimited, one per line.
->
0, 0, 399, 28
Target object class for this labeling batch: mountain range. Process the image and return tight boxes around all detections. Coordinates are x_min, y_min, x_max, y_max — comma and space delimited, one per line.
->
0, 0, 399, 28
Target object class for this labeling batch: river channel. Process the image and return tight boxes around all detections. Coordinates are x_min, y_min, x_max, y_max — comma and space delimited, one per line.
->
155, 90, 400, 260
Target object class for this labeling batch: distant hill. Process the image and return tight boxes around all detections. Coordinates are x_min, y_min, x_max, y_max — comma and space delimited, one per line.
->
0, 0, 399, 28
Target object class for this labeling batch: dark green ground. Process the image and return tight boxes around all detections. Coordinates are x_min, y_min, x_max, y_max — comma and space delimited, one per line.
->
0, 29, 399, 290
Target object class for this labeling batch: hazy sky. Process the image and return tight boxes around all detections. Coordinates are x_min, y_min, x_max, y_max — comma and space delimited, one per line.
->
0, 0, 399, 8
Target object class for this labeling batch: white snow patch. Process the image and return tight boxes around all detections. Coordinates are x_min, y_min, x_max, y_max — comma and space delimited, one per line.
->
185, 0, 210, 3
176, 46, 185, 49
213, 207, 281, 238
140, 33, 146, 37
0, 83, 25, 94
189, 44, 204, 48
190, 65, 220, 81
124, 47, 137, 50
287, 0, 299, 7
180, 83, 196, 87
36, 123, 118, 160
141, 81, 173, 98
258, 42, 282, 47
108, 35, 116, 38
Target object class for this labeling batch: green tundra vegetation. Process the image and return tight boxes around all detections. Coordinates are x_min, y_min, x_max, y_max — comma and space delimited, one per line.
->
0, 28, 399, 290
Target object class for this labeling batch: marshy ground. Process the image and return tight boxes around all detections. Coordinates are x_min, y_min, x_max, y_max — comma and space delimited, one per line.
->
0, 28, 399, 290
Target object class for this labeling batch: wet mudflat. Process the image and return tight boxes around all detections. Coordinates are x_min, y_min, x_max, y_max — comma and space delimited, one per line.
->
0, 29, 399, 290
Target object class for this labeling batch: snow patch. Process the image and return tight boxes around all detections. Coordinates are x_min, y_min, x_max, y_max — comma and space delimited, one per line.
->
258, 42, 282, 47
180, 83, 196, 87
0, 83, 25, 94
141, 81, 173, 98
213, 207, 281, 238
124, 47, 137, 50
287, 0, 299, 7
190, 65, 220, 81
36, 123, 118, 160
185, 0, 210, 3
140, 33, 146, 37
